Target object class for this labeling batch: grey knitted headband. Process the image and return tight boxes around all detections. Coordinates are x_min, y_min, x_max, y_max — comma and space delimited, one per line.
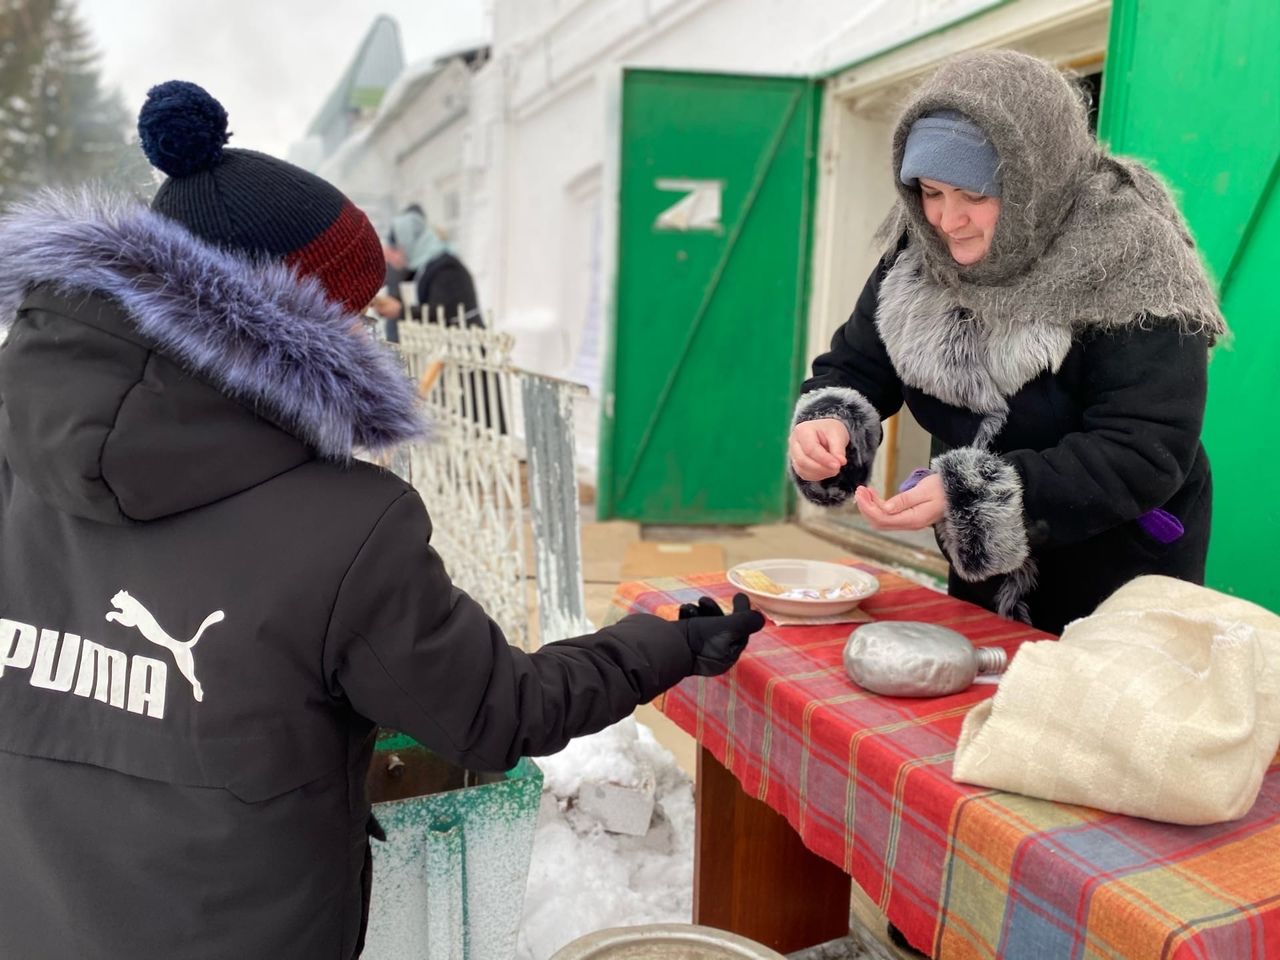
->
899, 109, 1001, 197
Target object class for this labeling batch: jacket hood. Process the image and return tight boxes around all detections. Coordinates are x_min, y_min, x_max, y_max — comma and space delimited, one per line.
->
889, 49, 1097, 286
0, 188, 425, 522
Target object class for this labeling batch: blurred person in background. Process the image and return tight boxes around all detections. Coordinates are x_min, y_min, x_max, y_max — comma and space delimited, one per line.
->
373, 204, 480, 341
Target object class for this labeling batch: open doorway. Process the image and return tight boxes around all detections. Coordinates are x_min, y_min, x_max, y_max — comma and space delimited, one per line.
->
799, 0, 1111, 571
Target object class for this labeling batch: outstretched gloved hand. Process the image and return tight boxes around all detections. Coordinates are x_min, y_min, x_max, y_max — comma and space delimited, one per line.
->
676, 593, 765, 677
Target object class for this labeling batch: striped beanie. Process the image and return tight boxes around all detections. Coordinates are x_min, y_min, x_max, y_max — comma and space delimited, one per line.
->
138, 81, 384, 315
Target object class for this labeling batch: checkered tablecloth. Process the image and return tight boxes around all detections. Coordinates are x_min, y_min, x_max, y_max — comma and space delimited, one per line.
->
608, 563, 1280, 959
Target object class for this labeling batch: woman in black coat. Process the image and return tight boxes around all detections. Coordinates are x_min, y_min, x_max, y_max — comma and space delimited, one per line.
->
788, 51, 1224, 634
376, 204, 480, 335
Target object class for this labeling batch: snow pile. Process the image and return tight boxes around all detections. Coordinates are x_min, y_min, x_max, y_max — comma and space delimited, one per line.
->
516, 718, 695, 959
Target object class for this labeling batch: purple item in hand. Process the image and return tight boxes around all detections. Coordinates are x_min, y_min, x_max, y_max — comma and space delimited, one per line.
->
1136, 508, 1184, 545
899, 468, 934, 493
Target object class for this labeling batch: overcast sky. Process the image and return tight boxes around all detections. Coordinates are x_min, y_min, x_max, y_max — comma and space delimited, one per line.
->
78, 0, 490, 159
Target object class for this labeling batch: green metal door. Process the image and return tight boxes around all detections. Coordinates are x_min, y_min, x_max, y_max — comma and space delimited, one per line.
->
600, 70, 820, 524
1100, 0, 1280, 608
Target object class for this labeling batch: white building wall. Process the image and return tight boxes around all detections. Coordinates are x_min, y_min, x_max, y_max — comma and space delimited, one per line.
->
380, 61, 474, 247
318, 59, 476, 246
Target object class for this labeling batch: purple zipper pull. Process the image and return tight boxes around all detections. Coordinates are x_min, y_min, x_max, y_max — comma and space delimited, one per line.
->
1136, 508, 1184, 545
899, 468, 933, 493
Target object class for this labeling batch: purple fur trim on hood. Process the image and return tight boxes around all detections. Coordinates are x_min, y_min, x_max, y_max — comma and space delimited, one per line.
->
0, 188, 425, 459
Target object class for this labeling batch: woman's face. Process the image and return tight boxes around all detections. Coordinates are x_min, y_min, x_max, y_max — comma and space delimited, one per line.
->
919, 178, 1002, 265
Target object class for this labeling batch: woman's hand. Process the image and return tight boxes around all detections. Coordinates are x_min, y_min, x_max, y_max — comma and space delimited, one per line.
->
855, 474, 947, 531
789, 418, 850, 481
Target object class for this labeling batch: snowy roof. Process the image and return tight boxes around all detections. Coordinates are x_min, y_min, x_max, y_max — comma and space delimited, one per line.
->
371, 41, 490, 131
303, 16, 405, 156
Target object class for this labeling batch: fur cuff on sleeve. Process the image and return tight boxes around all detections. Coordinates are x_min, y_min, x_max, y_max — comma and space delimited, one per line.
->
790, 386, 882, 506
933, 447, 1029, 581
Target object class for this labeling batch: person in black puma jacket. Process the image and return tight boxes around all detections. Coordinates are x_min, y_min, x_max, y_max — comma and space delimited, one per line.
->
0, 82, 762, 960
788, 53, 1224, 634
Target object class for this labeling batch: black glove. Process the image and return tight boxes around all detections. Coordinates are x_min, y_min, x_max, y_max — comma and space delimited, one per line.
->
676, 593, 765, 677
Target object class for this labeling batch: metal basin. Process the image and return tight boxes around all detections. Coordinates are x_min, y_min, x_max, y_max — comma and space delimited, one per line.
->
551, 923, 789, 959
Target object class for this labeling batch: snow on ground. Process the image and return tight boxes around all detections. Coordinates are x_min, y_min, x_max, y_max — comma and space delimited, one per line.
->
515, 718, 873, 960
516, 718, 695, 959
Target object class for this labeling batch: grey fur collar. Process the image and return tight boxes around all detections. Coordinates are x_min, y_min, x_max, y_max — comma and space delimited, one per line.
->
0, 188, 425, 459
877, 244, 1074, 416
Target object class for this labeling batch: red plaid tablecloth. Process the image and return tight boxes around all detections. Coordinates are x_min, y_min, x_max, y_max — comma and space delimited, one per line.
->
608, 563, 1280, 960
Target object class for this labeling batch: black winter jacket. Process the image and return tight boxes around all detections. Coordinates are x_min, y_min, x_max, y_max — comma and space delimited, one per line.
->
387, 252, 480, 340
385, 252, 480, 353
0, 196, 693, 960
795, 248, 1211, 633
415, 252, 480, 327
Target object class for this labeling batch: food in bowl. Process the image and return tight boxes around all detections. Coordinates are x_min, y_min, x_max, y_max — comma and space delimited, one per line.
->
736, 568, 867, 601
727, 560, 879, 618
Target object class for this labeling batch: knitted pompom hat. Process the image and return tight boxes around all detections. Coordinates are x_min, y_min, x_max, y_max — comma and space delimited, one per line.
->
138, 80, 384, 315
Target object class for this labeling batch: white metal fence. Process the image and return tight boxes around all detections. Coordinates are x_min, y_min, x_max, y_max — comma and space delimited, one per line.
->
383, 309, 589, 651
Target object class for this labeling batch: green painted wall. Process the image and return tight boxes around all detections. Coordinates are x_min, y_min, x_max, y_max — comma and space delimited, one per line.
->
602, 70, 820, 524
1100, 0, 1280, 608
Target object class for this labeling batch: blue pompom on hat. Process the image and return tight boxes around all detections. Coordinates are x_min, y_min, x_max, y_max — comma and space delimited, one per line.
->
899, 109, 1002, 197
136, 80, 385, 314
137, 80, 230, 177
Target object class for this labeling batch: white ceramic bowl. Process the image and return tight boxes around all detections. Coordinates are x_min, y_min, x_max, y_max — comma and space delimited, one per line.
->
726, 558, 879, 618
